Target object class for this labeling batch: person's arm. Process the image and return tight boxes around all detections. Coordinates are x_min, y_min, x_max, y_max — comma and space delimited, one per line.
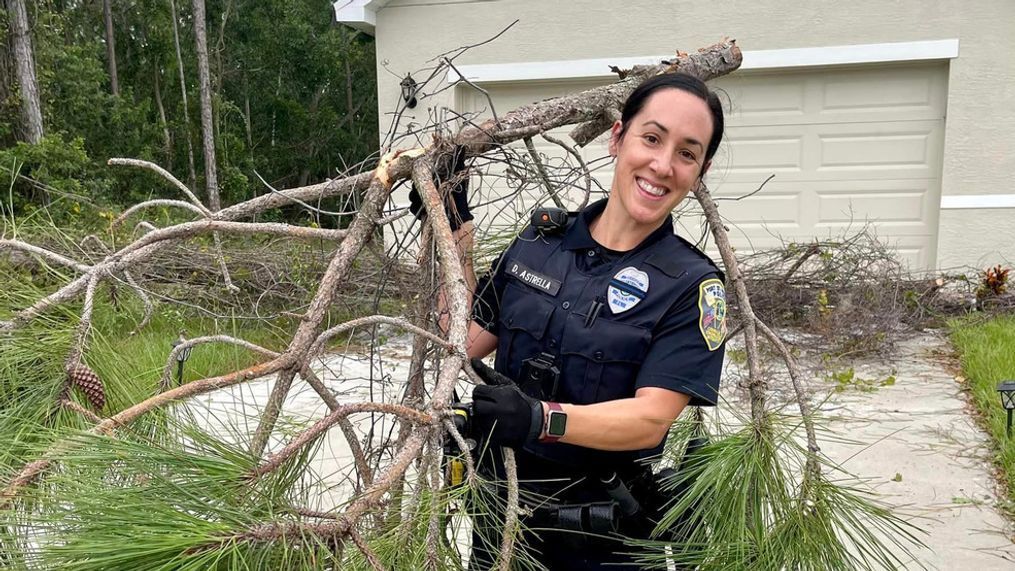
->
542, 388, 691, 451
433, 221, 499, 359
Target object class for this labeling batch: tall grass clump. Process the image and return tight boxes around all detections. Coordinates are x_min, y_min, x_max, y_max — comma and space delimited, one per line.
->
949, 315, 1015, 504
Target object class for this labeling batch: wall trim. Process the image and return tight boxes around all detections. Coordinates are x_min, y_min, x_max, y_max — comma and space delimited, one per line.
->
449, 39, 960, 84
940, 194, 1015, 210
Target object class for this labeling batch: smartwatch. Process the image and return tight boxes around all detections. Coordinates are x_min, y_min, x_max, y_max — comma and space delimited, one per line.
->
540, 402, 567, 443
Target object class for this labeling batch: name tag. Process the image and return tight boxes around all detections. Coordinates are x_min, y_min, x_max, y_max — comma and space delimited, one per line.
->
506, 259, 561, 296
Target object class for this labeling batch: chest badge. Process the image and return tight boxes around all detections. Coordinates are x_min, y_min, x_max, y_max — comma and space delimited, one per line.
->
607, 266, 649, 314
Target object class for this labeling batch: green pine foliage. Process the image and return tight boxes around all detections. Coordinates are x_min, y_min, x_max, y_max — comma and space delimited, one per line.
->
631, 413, 924, 570
6, 421, 336, 570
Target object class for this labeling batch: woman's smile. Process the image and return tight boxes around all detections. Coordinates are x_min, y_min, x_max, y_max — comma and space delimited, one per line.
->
636, 176, 669, 198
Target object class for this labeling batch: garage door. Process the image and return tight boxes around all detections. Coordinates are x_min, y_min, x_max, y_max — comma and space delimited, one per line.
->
458, 62, 947, 269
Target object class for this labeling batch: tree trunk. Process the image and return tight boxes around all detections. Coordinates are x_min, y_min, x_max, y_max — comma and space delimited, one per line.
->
102, 0, 118, 96
0, 15, 13, 146
191, 0, 219, 211
169, 0, 197, 191
5, 0, 44, 144
153, 68, 172, 166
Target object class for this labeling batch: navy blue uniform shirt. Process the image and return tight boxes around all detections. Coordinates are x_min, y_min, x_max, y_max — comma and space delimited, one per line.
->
473, 199, 727, 474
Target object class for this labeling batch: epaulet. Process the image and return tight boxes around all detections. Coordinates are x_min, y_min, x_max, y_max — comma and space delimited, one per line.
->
645, 233, 726, 283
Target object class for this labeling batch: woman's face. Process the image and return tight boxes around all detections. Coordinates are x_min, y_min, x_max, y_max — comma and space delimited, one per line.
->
608, 88, 714, 228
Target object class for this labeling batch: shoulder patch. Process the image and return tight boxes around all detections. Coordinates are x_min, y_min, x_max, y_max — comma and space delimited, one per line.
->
697, 278, 728, 351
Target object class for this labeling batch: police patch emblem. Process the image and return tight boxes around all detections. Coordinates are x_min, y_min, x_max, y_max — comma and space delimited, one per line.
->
607, 266, 649, 314
698, 278, 728, 351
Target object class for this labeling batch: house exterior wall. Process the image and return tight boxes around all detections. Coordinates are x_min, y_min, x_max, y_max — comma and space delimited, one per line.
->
371, 0, 1015, 270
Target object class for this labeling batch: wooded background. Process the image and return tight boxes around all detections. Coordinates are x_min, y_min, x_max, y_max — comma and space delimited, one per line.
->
1, 0, 377, 222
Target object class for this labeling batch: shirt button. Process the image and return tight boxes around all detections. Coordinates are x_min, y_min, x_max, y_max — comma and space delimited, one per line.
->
587, 250, 596, 257
548, 339, 557, 348
562, 301, 570, 310
593, 350, 604, 360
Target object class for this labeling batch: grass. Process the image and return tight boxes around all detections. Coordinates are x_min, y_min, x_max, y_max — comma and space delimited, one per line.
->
0, 265, 295, 476
949, 314, 1015, 506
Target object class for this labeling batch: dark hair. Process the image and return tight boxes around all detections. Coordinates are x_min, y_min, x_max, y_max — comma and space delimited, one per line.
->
616, 73, 725, 164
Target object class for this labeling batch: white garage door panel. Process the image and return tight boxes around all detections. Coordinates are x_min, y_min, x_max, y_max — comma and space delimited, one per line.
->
820, 132, 932, 169
460, 62, 947, 269
721, 120, 943, 182
817, 192, 927, 224
714, 63, 947, 126
816, 121, 942, 173
722, 135, 804, 173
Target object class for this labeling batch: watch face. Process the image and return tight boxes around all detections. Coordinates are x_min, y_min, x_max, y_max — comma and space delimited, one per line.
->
547, 410, 567, 437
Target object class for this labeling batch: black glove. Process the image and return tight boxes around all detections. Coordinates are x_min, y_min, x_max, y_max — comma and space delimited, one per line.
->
409, 146, 473, 231
470, 358, 544, 448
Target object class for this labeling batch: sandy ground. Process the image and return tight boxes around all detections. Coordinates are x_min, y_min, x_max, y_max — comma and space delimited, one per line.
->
187, 328, 1015, 569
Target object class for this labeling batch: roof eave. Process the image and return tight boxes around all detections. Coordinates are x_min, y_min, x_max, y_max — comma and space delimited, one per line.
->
333, 0, 390, 35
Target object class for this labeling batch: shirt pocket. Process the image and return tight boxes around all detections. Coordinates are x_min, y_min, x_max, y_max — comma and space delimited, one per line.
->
495, 285, 556, 381
560, 315, 652, 404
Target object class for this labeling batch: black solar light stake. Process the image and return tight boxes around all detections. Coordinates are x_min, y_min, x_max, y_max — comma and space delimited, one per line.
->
997, 381, 1015, 438
171, 337, 193, 387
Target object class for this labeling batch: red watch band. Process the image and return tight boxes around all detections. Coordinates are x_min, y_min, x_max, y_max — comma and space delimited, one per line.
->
539, 402, 566, 443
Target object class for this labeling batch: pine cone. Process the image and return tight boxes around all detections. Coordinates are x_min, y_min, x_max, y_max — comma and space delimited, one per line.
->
67, 364, 106, 411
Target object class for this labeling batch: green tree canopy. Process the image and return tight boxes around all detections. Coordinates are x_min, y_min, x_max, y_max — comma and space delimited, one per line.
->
1, 0, 377, 217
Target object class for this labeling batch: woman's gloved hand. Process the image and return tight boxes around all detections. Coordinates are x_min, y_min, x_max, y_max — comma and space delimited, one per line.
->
470, 358, 544, 448
409, 146, 473, 231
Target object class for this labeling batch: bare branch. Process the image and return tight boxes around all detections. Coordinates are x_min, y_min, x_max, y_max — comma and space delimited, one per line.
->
442, 418, 475, 485
112, 199, 207, 228
120, 271, 154, 334
67, 273, 102, 366
248, 149, 416, 458
211, 231, 238, 292
523, 137, 564, 208
498, 448, 521, 571
0, 239, 92, 273
541, 132, 593, 209
160, 335, 279, 391
60, 399, 102, 423
308, 315, 455, 362
349, 527, 387, 571
444, 56, 500, 126
455, 40, 741, 153
250, 402, 432, 479
108, 158, 211, 215
569, 107, 621, 148
300, 366, 374, 487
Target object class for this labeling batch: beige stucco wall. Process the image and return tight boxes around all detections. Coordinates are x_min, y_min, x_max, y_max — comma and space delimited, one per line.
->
372, 0, 1015, 270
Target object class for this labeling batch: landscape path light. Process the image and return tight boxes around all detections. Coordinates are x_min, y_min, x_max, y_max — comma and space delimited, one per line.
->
400, 73, 418, 109
998, 380, 1015, 438
171, 335, 193, 387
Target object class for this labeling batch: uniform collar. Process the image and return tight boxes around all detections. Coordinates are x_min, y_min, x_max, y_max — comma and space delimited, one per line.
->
561, 198, 676, 254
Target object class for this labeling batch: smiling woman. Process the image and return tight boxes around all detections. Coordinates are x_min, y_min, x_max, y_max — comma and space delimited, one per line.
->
597, 74, 726, 249
437, 72, 732, 570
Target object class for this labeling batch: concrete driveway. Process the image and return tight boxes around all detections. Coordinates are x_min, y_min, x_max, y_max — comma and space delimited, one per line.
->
724, 331, 1015, 569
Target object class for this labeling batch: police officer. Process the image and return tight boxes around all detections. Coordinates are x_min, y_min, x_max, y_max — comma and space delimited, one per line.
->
417, 73, 728, 570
